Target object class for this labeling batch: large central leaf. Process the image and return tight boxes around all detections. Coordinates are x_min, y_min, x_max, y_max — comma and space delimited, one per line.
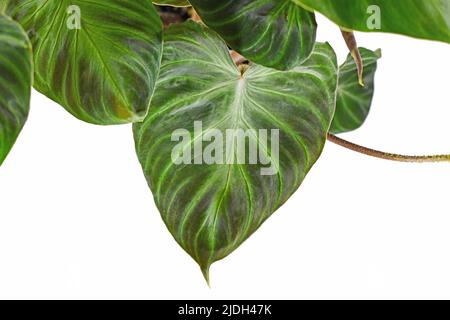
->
298, 0, 450, 43
0, 14, 32, 166
4, 0, 163, 125
189, 0, 317, 70
134, 21, 338, 280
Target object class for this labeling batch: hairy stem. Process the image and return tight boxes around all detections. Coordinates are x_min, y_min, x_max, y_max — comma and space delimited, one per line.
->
327, 133, 450, 163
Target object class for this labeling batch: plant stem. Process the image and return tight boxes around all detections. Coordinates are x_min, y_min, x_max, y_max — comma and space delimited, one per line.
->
341, 30, 365, 86
231, 50, 247, 66
327, 133, 450, 163
190, 9, 202, 23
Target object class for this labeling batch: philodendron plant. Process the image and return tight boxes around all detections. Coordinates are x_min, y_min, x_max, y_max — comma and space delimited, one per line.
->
0, 1, 449, 283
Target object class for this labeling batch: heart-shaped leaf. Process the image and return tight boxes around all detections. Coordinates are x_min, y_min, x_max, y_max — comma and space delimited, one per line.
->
298, 0, 450, 43
189, 0, 317, 70
4, 0, 163, 125
153, 0, 190, 7
134, 21, 338, 280
330, 48, 381, 134
0, 15, 32, 166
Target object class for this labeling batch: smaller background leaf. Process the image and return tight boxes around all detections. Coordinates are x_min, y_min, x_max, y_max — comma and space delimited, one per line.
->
298, 0, 450, 43
4, 0, 163, 125
330, 48, 380, 134
0, 15, 32, 165
189, 0, 317, 70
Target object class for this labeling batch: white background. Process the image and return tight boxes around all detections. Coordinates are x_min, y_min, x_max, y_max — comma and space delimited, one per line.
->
0, 14, 450, 300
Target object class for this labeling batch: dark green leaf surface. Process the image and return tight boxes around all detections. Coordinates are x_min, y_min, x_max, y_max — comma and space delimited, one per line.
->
298, 0, 450, 43
134, 22, 337, 280
153, 0, 190, 7
4, 0, 163, 125
189, 0, 317, 70
330, 48, 380, 134
0, 15, 32, 166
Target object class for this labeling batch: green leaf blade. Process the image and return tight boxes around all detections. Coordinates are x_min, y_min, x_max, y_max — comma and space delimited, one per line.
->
331, 48, 380, 134
189, 0, 317, 70
0, 14, 32, 165
298, 0, 450, 43
134, 22, 338, 279
4, 0, 163, 125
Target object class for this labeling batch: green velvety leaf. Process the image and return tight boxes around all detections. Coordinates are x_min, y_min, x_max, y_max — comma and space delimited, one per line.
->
298, 0, 450, 43
153, 0, 190, 7
0, 15, 32, 166
189, 0, 317, 70
4, 0, 163, 125
133, 21, 338, 280
330, 48, 381, 134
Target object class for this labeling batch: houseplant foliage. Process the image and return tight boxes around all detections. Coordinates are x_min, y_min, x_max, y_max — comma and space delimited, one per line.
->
134, 21, 338, 279
0, 14, 32, 166
188, 0, 449, 70
331, 48, 380, 133
2, 0, 163, 124
188, 0, 318, 70
298, 0, 450, 43
0, 1, 449, 283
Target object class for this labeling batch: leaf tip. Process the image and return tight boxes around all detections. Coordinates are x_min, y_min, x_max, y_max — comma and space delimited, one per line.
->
200, 264, 211, 287
374, 48, 382, 59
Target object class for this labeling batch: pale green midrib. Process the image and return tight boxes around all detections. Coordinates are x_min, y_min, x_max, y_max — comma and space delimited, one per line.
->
81, 27, 131, 112
203, 75, 259, 262
173, 77, 248, 253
